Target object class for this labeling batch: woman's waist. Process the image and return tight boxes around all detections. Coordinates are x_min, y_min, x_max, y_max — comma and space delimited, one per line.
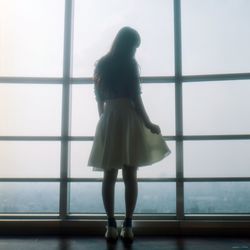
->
104, 97, 135, 109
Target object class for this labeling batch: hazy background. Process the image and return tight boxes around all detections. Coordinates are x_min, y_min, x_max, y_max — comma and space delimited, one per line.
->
0, 0, 250, 213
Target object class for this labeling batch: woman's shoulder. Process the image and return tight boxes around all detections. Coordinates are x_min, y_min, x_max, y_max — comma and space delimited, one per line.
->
95, 54, 112, 70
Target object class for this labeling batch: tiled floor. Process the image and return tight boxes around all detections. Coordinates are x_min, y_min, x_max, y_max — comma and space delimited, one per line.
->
0, 236, 250, 250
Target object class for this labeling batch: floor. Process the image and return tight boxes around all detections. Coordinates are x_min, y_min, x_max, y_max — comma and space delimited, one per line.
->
0, 236, 250, 250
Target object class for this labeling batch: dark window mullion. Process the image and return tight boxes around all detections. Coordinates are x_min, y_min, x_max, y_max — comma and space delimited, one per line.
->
59, 0, 74, 219
174, 0, 184, 220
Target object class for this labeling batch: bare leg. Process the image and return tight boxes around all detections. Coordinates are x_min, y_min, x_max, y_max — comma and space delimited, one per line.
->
102, 169, 118, 218
122, 166, 138, 219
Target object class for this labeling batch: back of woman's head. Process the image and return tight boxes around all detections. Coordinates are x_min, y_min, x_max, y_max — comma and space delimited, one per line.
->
110, 26, 141, 58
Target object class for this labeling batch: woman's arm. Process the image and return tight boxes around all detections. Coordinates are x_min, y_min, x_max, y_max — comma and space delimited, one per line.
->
132, 95, 161, 134
93, 67, 105, 117
97, 100, 104, 117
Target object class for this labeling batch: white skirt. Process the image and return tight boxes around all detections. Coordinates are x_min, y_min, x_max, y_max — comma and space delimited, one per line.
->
87, 98, 171, 171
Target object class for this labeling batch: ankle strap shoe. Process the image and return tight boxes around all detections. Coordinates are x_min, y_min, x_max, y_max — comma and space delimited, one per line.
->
120, 226, 134, 243
105, 226, 118, 242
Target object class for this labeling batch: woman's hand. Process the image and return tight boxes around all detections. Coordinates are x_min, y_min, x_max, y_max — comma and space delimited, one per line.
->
97, 101, 104, 117
146, 122, 161, 134
132, 95, 161, 134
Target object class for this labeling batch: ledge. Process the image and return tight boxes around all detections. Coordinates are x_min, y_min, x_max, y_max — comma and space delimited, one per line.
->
0, 219, 250, 236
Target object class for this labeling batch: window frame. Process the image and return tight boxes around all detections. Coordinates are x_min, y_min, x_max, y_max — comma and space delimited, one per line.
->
0, 0, 250, 221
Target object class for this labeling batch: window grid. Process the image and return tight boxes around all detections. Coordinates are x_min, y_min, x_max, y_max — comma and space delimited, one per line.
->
0, 0, 250, 220
59, 0, 73, 219
173, 0, 184, 220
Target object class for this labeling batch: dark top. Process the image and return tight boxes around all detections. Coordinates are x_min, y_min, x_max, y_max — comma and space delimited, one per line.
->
93, 56, 142, 102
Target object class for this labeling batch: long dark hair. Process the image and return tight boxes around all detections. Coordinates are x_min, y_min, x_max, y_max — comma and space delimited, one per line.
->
109, 26, 141, 57
94, 27, 141, 100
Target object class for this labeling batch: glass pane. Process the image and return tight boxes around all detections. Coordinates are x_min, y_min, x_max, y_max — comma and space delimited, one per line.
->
70, 141, 175, 178
0, 182, 59, 213
70, 84, 99, 136
142, 84, 175, 136
182, 0, 250, 75
138, 141, 175, 178
184, 140, 250, 178
185, 182, 250, 214
70, 182, 176, 214
70, 141, 103, 179
70, 83, 175, 136
73, 0, 174, 77
183, 81, 250, 135
0, 84, 62, 136
0, 0, 64, 77
0, 141, 60, 178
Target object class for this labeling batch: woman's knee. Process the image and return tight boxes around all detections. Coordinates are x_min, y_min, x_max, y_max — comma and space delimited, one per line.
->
103, 169, 118, 183
122, 165, 137, 183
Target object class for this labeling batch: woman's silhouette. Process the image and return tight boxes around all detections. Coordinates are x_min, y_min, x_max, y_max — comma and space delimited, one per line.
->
87, 27, 171, 242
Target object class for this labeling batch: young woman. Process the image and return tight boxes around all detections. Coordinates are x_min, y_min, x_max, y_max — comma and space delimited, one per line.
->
87, 26, 171, 242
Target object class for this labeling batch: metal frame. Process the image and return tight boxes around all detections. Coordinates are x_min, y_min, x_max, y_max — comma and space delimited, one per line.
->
174, 0, 184, 221
0, 0, 250, 221
59, 0, 74, 220
2, 72, 250, 85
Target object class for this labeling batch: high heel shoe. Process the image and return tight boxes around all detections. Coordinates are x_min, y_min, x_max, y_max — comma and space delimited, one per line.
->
120, 218, 134, 243
120, 225, 134, 243
105, 225, 118, 242
105, 217, 118, 242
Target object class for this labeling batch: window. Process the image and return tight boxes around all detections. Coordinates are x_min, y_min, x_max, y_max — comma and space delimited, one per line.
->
0, 182, 59, 214
182, 0, 250, 75
0, 0, 249, 220
0, 84, 62, 136
70, 182, 176, 214
72, 0, 174, 76
185, 182, 250, 214
0, 0, 64, 77
0, 141, 60, 178
182, 80, 250, 135
184, 140, 250, 178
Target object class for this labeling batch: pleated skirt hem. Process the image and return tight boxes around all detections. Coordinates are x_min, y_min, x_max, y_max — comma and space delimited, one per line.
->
90, 148, 171, 171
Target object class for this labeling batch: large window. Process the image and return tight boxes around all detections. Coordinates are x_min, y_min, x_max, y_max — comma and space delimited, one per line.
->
0, 0, 249, 220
